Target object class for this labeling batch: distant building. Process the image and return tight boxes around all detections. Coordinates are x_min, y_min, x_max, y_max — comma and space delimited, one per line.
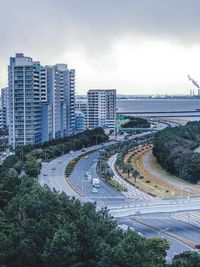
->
75, 100, 88, 127
8, 53, 75, 148
0, 109, 6, 130
87, 89, 116, 130
41, 64, 75, 142
75, 110, 85, 132
0, 87, 8, 129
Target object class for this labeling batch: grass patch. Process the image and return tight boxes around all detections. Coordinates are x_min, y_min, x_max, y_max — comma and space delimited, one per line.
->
108, 179, 127, 191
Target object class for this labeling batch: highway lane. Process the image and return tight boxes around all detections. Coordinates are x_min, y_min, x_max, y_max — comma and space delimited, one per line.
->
134, 213, 200, 245
68, 149, 162, 208
117, 216, 195, 262
69, 151, 125, 203
39, 144, 108, 196
171, 211, 200, 228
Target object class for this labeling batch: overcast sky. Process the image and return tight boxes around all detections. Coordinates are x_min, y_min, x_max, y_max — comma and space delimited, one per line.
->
1, 0, 200, 95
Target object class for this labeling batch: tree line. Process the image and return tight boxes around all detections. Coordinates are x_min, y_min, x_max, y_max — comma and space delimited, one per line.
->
121, 117, 150, 128
153, 121, 200, 183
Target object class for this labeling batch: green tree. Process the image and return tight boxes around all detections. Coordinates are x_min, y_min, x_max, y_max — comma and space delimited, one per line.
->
24, 156, 39, 177
170, 251, 200, 267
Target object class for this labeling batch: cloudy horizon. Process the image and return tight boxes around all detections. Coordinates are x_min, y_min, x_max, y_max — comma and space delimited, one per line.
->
1, 0, 200, 95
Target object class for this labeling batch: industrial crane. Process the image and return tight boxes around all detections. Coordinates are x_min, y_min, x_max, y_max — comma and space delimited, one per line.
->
188, 74, 200, 96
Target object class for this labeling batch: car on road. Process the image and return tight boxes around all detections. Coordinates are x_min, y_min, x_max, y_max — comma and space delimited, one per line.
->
92, 188, 98, 193
117, 225, 134, 232
58, 160, 63, 163
51, 167, 56, 170
87, 174, 92, 181
43, 173, 48, 176
84, 155, 88, 159
138, 232, 143, 237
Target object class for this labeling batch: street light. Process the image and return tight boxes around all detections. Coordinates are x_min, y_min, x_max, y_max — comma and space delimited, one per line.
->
81, 175, 84, 196
158, 227, 170, 237
180, 182, 183, 199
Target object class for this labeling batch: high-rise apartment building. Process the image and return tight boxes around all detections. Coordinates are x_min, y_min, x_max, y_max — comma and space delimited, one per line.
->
87, 89, 116, 130
8, 53, 75, 148
8, 54, 42, 148
0, 87, 8, 129
41, 64, 75, 142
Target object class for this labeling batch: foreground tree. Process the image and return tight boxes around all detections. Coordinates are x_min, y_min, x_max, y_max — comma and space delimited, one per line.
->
170, 251, 200, 267
153, 121, 200, 183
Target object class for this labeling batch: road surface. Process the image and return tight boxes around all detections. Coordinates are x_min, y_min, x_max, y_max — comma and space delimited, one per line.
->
117, 216, 195, 262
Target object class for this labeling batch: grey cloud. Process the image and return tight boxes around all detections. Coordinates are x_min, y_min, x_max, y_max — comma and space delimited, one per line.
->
0, 0, 200, 91
1, 0, 200, 56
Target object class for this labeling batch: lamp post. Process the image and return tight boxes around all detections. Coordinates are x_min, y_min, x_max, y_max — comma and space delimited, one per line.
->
81, 175, 84, 196
180, 182, 183, 199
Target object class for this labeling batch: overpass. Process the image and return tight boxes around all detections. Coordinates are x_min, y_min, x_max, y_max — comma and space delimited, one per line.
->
109, 198, 200, 217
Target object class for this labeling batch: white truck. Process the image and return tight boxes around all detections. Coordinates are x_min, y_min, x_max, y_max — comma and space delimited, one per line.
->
92, 178, 100, 188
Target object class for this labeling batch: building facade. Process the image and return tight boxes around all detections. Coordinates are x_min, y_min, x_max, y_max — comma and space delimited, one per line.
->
75, 100, 88, 127
0, 87, 8, 129
87, 89, 116, 130
41, 64, 75, 142
8, 53, 75, 148
75, 110, 85, 132
8, 54, 42, 148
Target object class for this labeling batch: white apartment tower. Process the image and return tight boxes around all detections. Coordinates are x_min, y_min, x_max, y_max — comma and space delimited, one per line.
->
8, 54, 42, 148
8, 53, 75, 148
41, 64, 75, 142
87, 89, 116, 130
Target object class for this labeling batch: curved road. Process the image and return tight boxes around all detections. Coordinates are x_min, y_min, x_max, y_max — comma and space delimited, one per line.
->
69, 151, 125, 204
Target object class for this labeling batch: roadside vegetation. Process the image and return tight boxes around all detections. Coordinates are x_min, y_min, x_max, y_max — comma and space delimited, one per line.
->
153, 121, 200, 184
65, 150, 96, 177
2, 127, 108, 179
121, 116, 150, 128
